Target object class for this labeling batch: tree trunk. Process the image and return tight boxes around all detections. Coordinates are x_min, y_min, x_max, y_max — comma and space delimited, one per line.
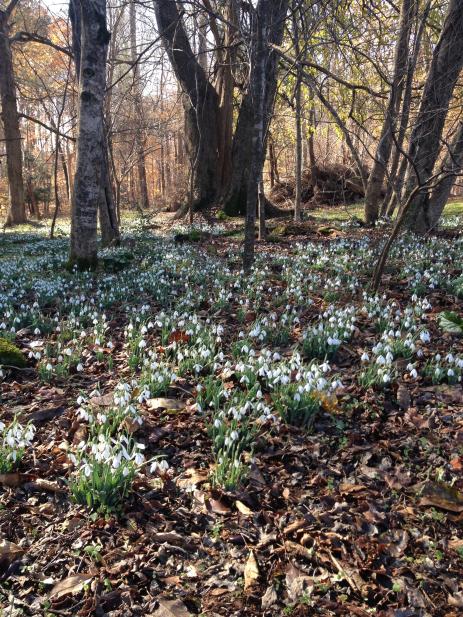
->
129, 0, 150, 210
293, 7, 302, 222
243, 1, 269, 272
69, 0, 111, 268
215, 0, 238, 190
307, 93, 317, 191
154, 0, 220, 214
403, 0, 463, 233
258, 177, 266, 241
427, 121, 463, 229
223, 0, 289, 218
364, 0, 413, 225
0, 2, 26, 225
383, 0, 430, 217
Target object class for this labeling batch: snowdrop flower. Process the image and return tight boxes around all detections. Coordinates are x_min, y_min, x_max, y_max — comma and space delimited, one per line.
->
420, 330, 430, 343
361, 352, 369, 363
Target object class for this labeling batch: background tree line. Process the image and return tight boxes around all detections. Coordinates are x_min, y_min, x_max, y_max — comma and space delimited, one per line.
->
1, 0, 463, 268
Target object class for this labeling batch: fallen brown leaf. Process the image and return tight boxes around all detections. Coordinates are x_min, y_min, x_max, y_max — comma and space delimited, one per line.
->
0, 539, 24, 564
151, 598, 191, 616
244, 550, 259, 590
146, 398, 186, 411
419, 481, 463, 513
49, 573, 93, 600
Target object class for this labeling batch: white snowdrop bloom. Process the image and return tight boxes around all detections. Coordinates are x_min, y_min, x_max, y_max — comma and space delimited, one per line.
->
382, 373, 391, 383
34, 328, 40, 335
361, 352, 369, 363
134, 452, 145, 466
446, 353, 454, 363
76, 363, 84, 372
376, 355, 386, 366
448, 368, 455, 377
230, 430, 239, 441
410, 368, 418, 379
420, 330, 430, 343
138, 339, 147, 349
435, 354, 441, 362
46, 363, 53, 372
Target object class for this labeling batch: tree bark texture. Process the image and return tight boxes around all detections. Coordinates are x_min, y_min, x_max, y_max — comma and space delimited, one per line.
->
364, 0, 413, 225
0, 2, 26, 225
402, 0, 463, 232
69, 0, 111, 267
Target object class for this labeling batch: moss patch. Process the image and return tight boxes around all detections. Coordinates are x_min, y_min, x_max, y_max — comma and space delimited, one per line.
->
0, 338, 27, 368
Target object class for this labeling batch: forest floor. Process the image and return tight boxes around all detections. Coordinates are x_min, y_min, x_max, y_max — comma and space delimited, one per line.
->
0, 209, 463, 617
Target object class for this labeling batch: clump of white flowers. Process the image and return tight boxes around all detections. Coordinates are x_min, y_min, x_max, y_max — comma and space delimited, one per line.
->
0, 418, 35, 473
69, 434, 146, 514
358, 346, 396, 389
77, 381, 143, 435
423, 352, 463, 385
302, 305, 356, 360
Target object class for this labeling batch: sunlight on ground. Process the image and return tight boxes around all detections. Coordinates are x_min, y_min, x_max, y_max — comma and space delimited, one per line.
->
1, 200, 461, 237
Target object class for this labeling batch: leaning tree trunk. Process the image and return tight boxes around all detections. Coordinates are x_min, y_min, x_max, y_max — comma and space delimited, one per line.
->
426, 121, 463, 229
69, 0, 111, 268
0, 2, 26, 225
223, 0, 289, 217
402, 0, 463, 233
154, 0, 220, 214
364, 0, 413, 225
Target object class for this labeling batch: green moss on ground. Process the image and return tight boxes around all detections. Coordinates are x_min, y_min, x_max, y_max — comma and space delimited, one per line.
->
0, 338, 27, 368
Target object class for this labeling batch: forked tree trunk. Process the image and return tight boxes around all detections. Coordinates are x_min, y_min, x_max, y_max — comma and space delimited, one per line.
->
69, 0, 111, 268
0, 1, 26, 225
154, 0, 220, 214
382, 0, 429, 216
402, 0, 463, 233
364, 0, 413, 225
223, 0, 289, 218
